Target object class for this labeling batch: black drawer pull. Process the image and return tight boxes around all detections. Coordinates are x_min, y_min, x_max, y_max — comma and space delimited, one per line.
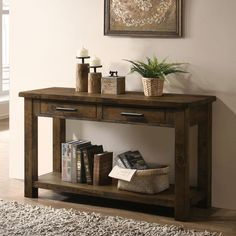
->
55, 107, 77, 112
121, 112, 144, 117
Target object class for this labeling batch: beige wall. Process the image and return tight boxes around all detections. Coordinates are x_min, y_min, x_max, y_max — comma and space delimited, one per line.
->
10, 0, 236, 210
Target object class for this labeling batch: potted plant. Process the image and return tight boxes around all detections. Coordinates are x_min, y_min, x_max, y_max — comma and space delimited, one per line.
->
125, 56, 186, 97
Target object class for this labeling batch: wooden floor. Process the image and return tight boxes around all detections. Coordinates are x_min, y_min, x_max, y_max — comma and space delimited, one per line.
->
0, 119, 236, 235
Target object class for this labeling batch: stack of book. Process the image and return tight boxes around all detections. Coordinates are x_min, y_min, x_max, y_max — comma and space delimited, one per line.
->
116, 151, 148, 170
61, 140, 113, 185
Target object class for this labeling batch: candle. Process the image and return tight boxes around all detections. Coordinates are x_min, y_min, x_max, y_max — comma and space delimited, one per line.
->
77, 47, 89, 57
90, 56, 102, 67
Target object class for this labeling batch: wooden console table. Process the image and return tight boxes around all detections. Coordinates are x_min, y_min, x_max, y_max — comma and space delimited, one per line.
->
19, 87, 216, 220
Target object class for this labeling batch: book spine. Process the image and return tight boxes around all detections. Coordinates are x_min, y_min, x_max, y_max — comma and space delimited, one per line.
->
66, 143, 72, 182
62, 142, 72, 182
71, 143, 78, 183
77, 149, 86, 183
83, 149, 92, 184
89, 145, 104, 183
61, 143, 67, 181
77, 150, 82, 183
80, 151, 86, 183
93, 155, 100, 186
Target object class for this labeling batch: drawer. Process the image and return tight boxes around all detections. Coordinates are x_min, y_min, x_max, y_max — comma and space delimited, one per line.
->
102, 106, 166, 125
40, 101, 97, 119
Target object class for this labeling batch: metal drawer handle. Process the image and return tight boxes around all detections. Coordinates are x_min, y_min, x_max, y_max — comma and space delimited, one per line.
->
55, 107, 77, 112
120, 112, 144, 117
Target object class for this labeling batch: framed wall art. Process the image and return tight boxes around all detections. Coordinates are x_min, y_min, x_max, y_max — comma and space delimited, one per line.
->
104, 0, 183, 38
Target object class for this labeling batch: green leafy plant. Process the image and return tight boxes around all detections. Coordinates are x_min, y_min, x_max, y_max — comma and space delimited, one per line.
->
125, 56, 187, 80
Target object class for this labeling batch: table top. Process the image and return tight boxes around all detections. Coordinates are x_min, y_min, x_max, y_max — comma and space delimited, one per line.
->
19, 87, 216, 108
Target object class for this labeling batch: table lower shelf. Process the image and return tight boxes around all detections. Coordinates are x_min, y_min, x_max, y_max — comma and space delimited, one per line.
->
34, 172, 205, 208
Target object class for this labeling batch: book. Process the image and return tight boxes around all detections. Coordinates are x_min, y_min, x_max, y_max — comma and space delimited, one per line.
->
89, 145, 104, 183
61, 142, 68, 181
117, 151, 132, 168
77, 149, 83, 183
77, 146, 89, 183
117, 151, 148, 170
126, 151, 148, 170
71, 140, 91, 183
93, 152, 113, 186
83, 145, 104, 184
61, 140, 79, 182
114, 156, 126, 168
82, 144, 93, 184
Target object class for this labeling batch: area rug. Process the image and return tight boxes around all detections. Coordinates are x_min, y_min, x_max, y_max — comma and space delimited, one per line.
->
0, 199, 221, 236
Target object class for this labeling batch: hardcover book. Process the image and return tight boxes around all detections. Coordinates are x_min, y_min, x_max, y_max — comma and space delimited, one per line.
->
118, 151, 148, 170
125, 151, 148, 170
82, 144, 93, 184
83, 145, 104, 184
61, 140, 79, 182
77, 145, 90, 183
93, 152, 113, 186
114, 156, 126, 168
71, 140, 91, 183
61, 143, 68, 182
117, 151, 132, 168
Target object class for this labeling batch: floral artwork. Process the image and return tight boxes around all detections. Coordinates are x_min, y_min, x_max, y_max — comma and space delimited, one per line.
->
104, 0, 182, 37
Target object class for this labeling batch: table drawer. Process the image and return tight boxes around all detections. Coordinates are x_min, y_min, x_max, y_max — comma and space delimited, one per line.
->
40, 101, 97, 119
102, 106, 165, 124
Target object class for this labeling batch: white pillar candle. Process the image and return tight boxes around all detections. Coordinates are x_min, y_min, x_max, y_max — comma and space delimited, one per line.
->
90, 56, 101, 67
77, 47, 89, 57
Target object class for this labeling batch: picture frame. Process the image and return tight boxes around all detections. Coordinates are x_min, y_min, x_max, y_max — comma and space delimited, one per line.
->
104, 0, 183, 38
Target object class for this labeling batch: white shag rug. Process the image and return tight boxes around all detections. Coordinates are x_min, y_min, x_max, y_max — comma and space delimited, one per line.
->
0, 199, 221, 236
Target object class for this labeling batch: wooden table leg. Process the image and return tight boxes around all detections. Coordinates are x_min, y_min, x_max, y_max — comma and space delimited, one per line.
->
53, 118, 65, 172
24, 98, 38, 198
174, 109, 190, 221
197, 104, 212, 208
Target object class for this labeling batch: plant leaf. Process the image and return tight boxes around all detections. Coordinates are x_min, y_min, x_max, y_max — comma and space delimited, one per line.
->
124, 57, 187, 79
